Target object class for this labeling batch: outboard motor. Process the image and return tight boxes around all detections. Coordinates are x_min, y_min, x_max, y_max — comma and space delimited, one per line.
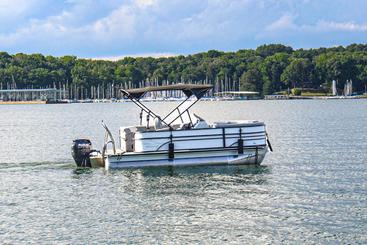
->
71, 139, 92, 167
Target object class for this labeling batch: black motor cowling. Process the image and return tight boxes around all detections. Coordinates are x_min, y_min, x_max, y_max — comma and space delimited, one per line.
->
71, 139, 92, 167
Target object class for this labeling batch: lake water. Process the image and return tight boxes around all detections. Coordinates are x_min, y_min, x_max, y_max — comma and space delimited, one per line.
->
0, 100, 366, 244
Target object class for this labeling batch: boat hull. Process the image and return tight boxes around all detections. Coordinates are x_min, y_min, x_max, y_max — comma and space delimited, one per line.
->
105, 147, 267, 169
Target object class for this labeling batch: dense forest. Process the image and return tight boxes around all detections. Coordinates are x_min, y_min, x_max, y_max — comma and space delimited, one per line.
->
1, 44, 367, 98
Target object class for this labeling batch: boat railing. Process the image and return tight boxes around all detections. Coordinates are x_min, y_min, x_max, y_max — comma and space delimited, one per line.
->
102, 121, 116, 158
153, 127, 267, 152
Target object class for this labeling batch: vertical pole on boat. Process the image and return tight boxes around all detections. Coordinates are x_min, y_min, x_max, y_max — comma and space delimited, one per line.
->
139, 109, 143, 126
146, 113, 150, 128
255, 147, 258, 164
168, 129, 174, 160
222, 128, 226, 148
238, 128, 243, 154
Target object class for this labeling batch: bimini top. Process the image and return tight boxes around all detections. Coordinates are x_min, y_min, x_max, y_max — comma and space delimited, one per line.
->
121, 84, 213, 100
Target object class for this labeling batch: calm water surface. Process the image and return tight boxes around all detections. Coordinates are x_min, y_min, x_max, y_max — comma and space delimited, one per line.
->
0, 100, 366, 244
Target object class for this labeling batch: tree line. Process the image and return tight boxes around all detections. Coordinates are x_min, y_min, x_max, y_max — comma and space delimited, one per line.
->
0, 43, 367, 98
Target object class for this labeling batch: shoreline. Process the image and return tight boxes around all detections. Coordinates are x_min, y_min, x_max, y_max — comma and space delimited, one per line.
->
0, 101, 46, 105
264, 95, 367, 100
0, 96, 366, 105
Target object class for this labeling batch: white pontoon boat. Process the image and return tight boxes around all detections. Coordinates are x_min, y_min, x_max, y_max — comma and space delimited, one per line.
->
71, 84, 272, 170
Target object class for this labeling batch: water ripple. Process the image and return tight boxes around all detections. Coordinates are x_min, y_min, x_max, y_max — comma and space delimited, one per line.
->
0, 100, 366, 243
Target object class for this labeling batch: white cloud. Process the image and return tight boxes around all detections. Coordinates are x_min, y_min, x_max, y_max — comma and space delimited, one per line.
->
150, 0, 255, 42
89, 5, 136, 41
1, 0, 367, 56
316, 21, 367, 32
265, 14, 296, 32
262, 14, 367, 38
0, 0, 38, 19
135, 0, 156, 9
0, 1, 137, 52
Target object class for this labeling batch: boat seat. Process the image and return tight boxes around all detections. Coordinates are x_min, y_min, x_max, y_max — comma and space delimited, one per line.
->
154, 117, 163, 130
193, 120, 209, 129
178, 123, 192, 130
120, 127, 136, 152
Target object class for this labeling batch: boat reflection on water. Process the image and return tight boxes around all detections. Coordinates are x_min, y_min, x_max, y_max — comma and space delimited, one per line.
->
99, 164, 271, 196
108, 164, 270, 178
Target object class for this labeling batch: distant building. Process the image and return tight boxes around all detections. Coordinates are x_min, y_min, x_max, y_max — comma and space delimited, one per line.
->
0, 88, 64, 101
214, 91, 260, 100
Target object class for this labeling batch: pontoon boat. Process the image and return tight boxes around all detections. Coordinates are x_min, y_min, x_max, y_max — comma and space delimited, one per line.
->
71, 84, 272, 170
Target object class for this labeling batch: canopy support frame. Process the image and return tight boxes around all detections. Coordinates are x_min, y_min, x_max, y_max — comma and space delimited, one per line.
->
120, 84, 212, 128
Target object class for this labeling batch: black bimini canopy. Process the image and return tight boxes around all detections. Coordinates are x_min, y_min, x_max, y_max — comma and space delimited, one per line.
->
121, 84, 213, 100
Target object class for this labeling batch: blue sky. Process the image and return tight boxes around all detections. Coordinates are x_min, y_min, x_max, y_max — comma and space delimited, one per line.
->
0, 0, 367, 58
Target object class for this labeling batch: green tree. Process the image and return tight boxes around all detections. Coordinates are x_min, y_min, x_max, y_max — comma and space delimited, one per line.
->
1, 44, 367, 94
240, 68, 263, 93
315, 52, 360, 90
281, 58, 313, 88
256, 44, 293, 57
260, 53, 290, 94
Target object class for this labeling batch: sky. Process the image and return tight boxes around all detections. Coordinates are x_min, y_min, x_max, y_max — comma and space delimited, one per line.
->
0, 0, 367, 58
